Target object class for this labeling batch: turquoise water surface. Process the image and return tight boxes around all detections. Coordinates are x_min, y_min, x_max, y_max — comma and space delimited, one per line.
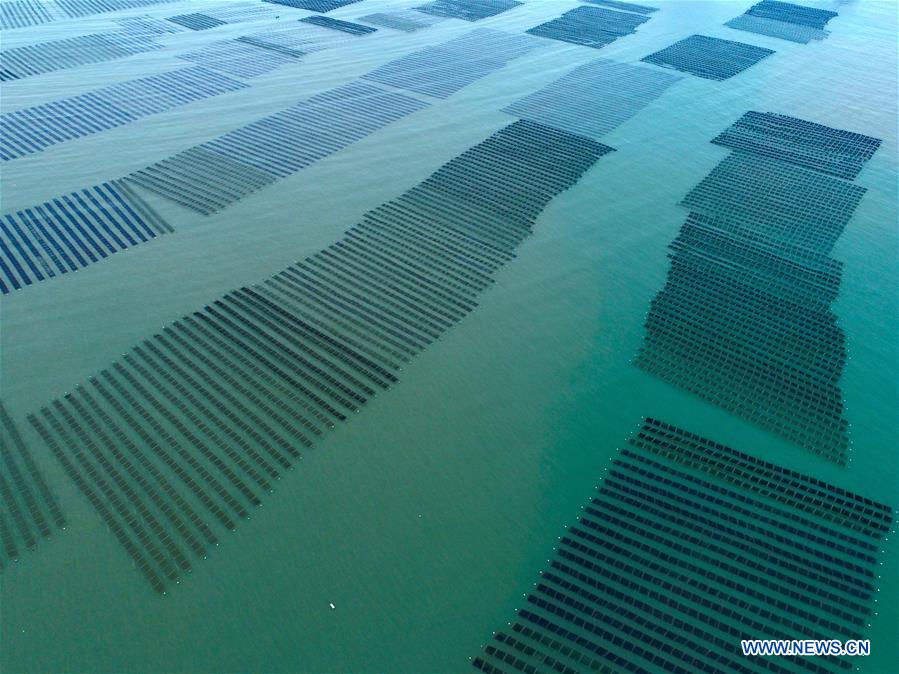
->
1, 1, 896, 672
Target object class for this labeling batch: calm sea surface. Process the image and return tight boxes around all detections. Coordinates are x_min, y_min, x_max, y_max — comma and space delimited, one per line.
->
1, 1, 896, 672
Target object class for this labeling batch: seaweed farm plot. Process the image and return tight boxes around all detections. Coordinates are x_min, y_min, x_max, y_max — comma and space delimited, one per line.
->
0, 0, 181, 29
299, 15, 377, 36
238, 23, 356, 54
725, 0, 837, 43
165, 13, 228, 31
711, 111, 882, 181
0, 402, 66, 570
746, 0, 836, 28
177, 40, 301, 79
28, 120, 614, 592
414, 0, 522, 22
357, 10, 440, 32
472, 419, 894, 674
362, 29, 543, 99
581, 0, 657, 14
114, 14, 184, 35
635, 115, 881, 463
0, 32, 161, 80
0, 0, 56, 30
261, 0, 362, 12
126, 81, 428, 215
0, 181, 172, 294
0, 67, 248, 161
502, 59, 681, 141
681, 153, 867, 254
526, 6, 651, 50
53, 0, 181, 19
641, 34, 774, 81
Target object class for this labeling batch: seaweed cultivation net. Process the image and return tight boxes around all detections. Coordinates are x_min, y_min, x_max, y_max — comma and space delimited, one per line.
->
472, 419, 894, 674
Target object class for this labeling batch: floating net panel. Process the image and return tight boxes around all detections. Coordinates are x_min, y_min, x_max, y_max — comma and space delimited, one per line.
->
127, 147, 279, 216
261, 0, 362, 11
711, 111, 883, 181
27, 120, 613, 592
363, 29, 542, 99
0, 32, 161, 79
0, 181, 172, 294
55, 0, 181, 19
680, 152, 867, 255
114, 15, 183, 34
299, 15, 377, 35
202, 2, 277, 23
632, 418, 892, 536
632, 111, 880, 464
642, 34, 774, 80
0, 0, 54, 29
177, 39, 301, 79
165, 13, 228, 31
126, 81, 426, 214
0, 401, 66, 569
671, 214, 843, 306
415, 0, 522, 22
357, 10, 438, 32
725, 14, 829, 44
745, 0, 837, 29
503, 58, 680, 140
581, 0, 657, 14
240, 23, 358, 53
472, 419, 893, 674
526, 5, 650, 49
0, 67, 248, 161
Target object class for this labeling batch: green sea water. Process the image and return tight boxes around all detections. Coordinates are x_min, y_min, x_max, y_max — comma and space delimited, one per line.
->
0, 0, 896, 672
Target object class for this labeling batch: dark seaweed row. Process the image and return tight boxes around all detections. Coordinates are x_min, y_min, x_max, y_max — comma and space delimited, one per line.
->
261, 0, 361, 12
300, 15, 376, 36
127, 81, 427, 215
641, 34, 774, 81
0, 181, 172, 295
30, 120, 612, 592
358, 11, 434, 32
725, 14, 829, 44
0, 401, 66, 570
636, 124, 877, 461
415, 0, 522, 22
0, 0, 52, 30
0, 32, 160, 79
362, 28, 542, 99
165, 13, 227, 31
745, 0, 836, 29
630, 418, 893, 537
712, 111, 882, 181
473, 426, 892, 674
582, 0, 657, 15
1, 66, 247, 161
526, 6, 650, 50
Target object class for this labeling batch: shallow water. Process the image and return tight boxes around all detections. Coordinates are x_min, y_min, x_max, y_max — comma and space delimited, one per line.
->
0, 0, 896, 672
